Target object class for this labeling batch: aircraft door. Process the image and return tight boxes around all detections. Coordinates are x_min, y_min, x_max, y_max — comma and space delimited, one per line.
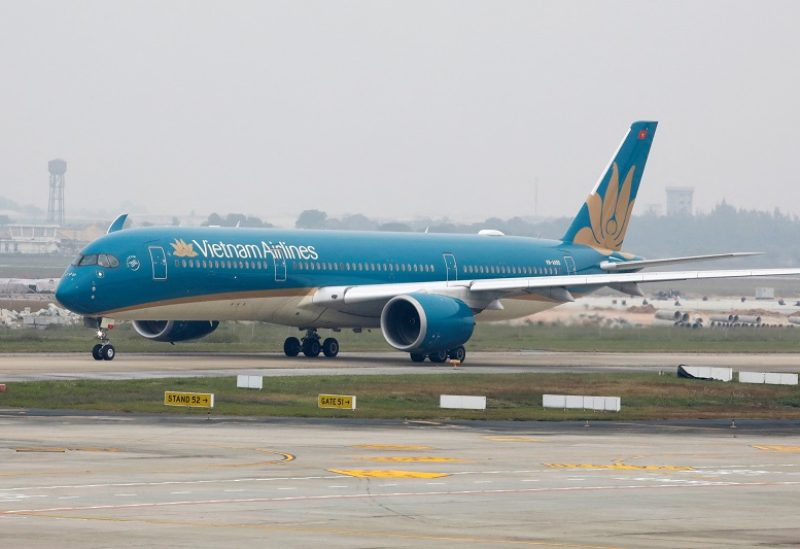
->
274, 256, 287, 282
443, 253, 458, 283
148, 246, 168, 280
563, 255, 576, 275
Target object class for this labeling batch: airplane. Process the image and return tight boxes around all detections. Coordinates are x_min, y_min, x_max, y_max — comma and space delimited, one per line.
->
55, 121, 800, 362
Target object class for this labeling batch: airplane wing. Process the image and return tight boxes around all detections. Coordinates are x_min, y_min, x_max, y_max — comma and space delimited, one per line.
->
599, 252, 761, 271
310, 268, 800, 314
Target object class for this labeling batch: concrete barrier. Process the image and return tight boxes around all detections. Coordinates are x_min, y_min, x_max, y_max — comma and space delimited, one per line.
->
236, 375, 263, 390
739, 371, 765, 384
737, 371, 797, 385
440, 395, 486, 410
765, 372, 798, 385
678, 365, 733, 382
543, 394, 621, 412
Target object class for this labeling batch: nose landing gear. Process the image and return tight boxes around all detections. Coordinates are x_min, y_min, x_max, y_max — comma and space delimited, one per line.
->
87, 318, 116, 361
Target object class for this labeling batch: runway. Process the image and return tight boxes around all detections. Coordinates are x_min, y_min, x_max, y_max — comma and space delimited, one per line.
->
3, 351, 800, 381
1, 413, 799, 548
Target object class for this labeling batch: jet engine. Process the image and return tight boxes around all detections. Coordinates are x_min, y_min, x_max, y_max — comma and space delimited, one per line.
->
132, 320, 220, 343
380, 294, 475, 353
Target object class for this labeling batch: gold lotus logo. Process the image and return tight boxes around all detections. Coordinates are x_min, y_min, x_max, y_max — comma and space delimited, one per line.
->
573, 163, 636, 252
170, 238, 198, 258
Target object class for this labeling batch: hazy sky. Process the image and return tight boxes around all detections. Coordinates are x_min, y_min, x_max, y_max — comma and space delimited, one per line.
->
2, 1, 798, 225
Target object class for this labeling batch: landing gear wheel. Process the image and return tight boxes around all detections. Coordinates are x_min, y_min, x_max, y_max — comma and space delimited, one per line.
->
302, 338, 321, 358
409, 352, 426, 363
92, 343, 104, 361
428, 350, 448, 363
448, 345, 466, 363
100, 344, 116, 361
283, 337, 301, 357
322, 338, 339, 358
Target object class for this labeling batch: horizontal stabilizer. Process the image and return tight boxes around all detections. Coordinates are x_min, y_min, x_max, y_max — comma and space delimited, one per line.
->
599, 252, 762, 271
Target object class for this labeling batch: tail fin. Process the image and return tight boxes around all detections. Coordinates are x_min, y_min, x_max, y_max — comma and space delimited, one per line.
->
562, 121, 658, 252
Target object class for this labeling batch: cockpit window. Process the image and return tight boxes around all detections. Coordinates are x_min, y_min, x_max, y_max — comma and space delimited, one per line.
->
72, 254, 119, 268
76, 254, 98, 266
98, 254, 120, 268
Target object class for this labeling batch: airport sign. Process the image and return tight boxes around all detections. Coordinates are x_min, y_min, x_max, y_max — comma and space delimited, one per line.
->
318, 394, 356, 410
164, 391, 215, 409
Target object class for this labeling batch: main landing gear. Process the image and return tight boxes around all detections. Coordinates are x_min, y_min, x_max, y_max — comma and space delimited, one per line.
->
410, 345, 466, 364
283, 329, 339, 358
91, 327, 116, 361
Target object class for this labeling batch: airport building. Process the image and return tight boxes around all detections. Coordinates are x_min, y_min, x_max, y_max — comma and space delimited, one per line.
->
0, 224, 60, 254
665, 186, 694, 216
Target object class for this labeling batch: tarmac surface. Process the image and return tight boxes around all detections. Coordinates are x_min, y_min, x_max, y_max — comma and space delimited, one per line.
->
3, 351, 800, 381
1, 412, 799, 548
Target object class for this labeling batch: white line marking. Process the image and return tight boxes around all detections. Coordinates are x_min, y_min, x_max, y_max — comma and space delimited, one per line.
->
169, 491, 191, 495
57, 496, 79, 500
474, 481, 492, 484
378, 483, 398, 487
277, 487, 296, 491
0, 475, 344, 493
114, 493, 136, 497
520, 479, 539, 483
327, 485, 348, 489
223, 489, 245, 493
7, 480, 800, 515
425, 482, 445, 486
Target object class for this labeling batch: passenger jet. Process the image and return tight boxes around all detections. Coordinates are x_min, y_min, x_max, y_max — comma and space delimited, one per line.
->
55, 121, 800, 361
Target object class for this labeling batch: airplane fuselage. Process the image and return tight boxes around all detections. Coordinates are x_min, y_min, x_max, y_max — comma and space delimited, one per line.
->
56, 227, 611, 326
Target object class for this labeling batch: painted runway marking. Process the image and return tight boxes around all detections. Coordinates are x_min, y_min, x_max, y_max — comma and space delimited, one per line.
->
753, 445, 800, 452
170, 491, 191, 495
0, 475, 344, 492
546, 463, 694, 472
330, 469, 449, 479
483, 436, 541, 442
359, 456, 464, 463
277, 487, 296, 491
354, 444, 434, 451
5, 480, 800, 516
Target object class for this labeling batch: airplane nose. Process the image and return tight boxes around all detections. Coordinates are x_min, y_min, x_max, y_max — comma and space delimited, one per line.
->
55, 276, 82, 313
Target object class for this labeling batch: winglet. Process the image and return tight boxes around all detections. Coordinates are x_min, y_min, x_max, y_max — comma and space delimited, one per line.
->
107, 213, 129, 234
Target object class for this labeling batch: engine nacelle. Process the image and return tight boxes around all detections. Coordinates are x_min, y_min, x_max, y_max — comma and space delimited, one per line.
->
132, 320, 220, 343
380, 294, 475, 353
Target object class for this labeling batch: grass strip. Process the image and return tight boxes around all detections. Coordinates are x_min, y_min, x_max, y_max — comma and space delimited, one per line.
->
1, 373, 799, 420
2, 323, 800, 353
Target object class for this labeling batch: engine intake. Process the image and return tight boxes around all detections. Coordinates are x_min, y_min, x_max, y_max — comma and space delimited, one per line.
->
380, 294, 474, 353
132, 320, 220, 343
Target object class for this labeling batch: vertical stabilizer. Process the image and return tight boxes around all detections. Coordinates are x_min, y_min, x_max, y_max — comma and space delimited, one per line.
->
562, 121, 658, 251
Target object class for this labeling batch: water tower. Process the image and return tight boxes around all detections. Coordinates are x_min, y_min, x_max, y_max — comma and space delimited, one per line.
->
47, 159, 67, 226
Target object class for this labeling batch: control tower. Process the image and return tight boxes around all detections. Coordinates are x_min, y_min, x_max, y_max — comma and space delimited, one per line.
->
47, 159, 67, 226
